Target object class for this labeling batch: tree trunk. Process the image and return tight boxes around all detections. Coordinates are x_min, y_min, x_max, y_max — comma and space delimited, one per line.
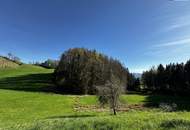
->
113, 108, 117, 115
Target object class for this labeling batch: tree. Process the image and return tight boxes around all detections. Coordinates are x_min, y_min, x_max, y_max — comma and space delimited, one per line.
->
7, 53, 13, 60
7, 53, 21, 64
96, 73, 123, 115
41, 59, 59, 69
134, 78, 141, 91
185, 60, 190, 89
12, 56, 21, 63
126, 73, 136, 91
142, 67, 157, 91
156, 64, 165, 91
127, 73, 140, 91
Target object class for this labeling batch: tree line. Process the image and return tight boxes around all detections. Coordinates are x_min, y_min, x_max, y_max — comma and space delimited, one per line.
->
3, 53, 22, 65
34, 59, 59, 69
142, 60, 190, 95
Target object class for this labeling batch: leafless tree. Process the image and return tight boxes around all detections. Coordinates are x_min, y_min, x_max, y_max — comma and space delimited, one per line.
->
7, 53, 13, 60
96, 73, 124, 115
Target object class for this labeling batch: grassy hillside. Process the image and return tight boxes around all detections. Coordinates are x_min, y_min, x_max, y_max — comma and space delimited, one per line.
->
0, 56, 19, 68
0, 64, 53, 77
0, 64, 54, 92
1, 65, 190, 130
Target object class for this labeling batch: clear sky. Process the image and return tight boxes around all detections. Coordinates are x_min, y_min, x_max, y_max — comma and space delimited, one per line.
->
0, 0, 190, 73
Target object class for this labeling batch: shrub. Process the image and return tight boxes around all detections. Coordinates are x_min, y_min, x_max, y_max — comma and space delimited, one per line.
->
159, 102, 177, 112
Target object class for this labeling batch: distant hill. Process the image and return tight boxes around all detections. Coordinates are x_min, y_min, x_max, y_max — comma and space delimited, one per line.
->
132, 73, 142, 78
0, 56, 20, 69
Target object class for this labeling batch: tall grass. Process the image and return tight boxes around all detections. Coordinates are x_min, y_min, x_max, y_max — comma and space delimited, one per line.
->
11, 112, 190, 130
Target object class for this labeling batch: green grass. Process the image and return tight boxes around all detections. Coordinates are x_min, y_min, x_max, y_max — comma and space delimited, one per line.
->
1, 65, 190, 130
79, 95, 98, 105
0, 64, 53, 78
2, 89, 190, 130
24, 112, 190, 130
0, 90, 75, 129
120, 94, 147, 104
0, 65, 54, 92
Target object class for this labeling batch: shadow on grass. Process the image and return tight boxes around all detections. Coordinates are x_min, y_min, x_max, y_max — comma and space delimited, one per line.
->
126, 91, 152, 95
46, 114, 95, 119
1, 73, 190, 111
143, 95, 190, 111
160, 119, 190, 129
0, 73, 60, 93
126, 91, 190, 111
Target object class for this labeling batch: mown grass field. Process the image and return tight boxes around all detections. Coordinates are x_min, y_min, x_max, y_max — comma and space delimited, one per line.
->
1, 65, 190, 130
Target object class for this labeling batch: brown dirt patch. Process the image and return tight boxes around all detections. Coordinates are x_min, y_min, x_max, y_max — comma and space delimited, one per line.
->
74, 103, 147, 112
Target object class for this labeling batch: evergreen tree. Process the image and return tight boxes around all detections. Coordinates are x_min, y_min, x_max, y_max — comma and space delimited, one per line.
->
185, 60, 190, 90
142, 61, 190, 95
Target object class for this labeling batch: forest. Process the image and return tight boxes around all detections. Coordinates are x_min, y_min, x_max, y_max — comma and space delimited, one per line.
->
142, 61, 190, 95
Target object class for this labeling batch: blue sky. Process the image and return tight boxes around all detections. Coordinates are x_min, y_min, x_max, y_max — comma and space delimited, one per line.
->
0, 0, 190, 73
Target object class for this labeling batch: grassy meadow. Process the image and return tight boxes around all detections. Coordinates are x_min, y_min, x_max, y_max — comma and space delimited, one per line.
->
1, 65, 190, 130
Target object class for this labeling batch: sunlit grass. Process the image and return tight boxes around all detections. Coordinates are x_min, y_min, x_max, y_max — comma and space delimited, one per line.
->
1, 65, 190, 130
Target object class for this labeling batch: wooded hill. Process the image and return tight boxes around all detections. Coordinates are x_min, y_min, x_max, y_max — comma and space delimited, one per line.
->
54, 48, 131, 94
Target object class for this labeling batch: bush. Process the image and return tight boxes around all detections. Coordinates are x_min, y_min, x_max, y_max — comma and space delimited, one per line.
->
159, 103, 177, 112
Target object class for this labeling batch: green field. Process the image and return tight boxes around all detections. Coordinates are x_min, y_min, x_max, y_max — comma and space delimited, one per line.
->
1, 65, 190, 130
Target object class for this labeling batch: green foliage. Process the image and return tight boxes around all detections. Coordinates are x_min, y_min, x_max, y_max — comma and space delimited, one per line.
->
55, 48, 129, 94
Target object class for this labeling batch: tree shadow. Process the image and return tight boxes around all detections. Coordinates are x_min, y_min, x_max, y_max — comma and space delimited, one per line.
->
143, 94, 190, 111
0, 73, 61, 93
126, 90, 152, 95
160, 119, 190, 129
46, 114, 95, 119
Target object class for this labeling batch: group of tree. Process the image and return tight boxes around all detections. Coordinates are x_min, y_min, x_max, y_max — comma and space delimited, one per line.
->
54, 48, 130, 94
127, 73, 141, 91
6, 53, 22, 64
142, 60, 190, 95
54, 48, 130, 115
34, 59, 59, 69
